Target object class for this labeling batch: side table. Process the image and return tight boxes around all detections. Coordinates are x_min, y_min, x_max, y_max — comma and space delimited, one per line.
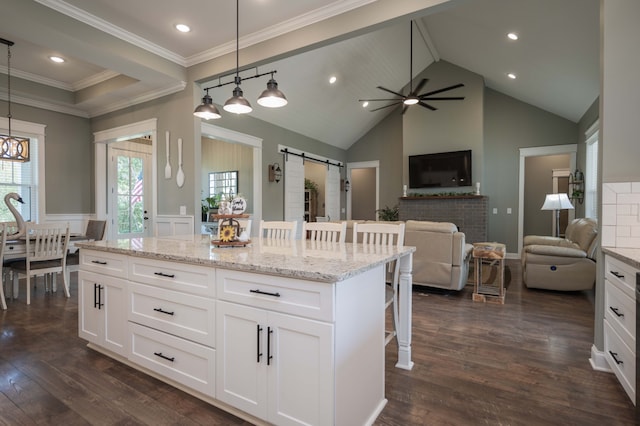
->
472, 242, 506, 304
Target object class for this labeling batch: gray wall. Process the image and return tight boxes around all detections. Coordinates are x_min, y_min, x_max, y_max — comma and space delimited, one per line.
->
351, 168, 377, 220
0, 100, 93, 214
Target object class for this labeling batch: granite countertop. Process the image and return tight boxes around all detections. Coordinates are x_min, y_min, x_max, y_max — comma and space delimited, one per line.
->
602, 247, 640, 269
76, 235, 416, 283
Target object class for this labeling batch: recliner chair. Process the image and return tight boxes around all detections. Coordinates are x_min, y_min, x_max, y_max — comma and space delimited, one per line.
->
522, 217, 598, 291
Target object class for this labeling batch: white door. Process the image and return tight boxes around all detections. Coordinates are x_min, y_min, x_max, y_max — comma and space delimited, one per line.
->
108, 141, 152, 240
268, 312, 334, 426
283, 155, 305, 237
324, 164, 341, 221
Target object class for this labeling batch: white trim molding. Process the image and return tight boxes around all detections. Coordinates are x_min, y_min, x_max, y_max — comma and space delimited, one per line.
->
589, 344, 612, 372
346, 161, 380, 221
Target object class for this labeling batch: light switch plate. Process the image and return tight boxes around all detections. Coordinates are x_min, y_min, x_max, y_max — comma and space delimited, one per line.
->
180, 205, 186, 215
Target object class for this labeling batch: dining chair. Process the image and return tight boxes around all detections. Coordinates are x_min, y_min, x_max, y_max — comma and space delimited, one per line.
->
12, 222, 70, 305
303, 221, 347, 242
258, 220, 297, 240
217, 218, 252, 240
66, 219, 107, 281
353, 221, 405, 346
0, 224, 9, 310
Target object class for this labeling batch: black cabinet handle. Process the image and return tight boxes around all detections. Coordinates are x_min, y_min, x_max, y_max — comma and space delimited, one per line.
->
609, 306, 624, 317
257, 325, 263, 363
153, 307, 175, 316
91, 260, 107, 265
267, 327, 273, 366
250, 289, 281, 298
97, 285, 104, 309
153, 352, 175, 362
609, 350, 623, 365
610, 271, 625, 279
154, 272, 175, 278
93, 283, 99, 309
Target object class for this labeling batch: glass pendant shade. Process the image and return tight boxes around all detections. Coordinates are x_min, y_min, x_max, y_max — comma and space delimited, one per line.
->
224, 86, 252, 114
193, 93, 221, 120
257, 78, 288, 108
0, 135, 30, 162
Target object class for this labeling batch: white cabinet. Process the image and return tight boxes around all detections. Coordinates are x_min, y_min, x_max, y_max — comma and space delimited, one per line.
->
216, 300, 334, 425
78, 269, 128, 357
604, 254, 637, 403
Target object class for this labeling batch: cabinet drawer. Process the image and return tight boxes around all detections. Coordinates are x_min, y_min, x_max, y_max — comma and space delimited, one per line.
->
605, 255, 638, 299
129, 257, 215, 297
129, 283, 215, 347
129, 322, 215, 397
80, 249, 128, 278
217, 269, 334, 322
604, 320, 635, 403
605, 279, 636, 349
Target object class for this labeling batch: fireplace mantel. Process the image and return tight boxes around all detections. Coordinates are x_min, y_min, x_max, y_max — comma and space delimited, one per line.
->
399, 195, 488, 243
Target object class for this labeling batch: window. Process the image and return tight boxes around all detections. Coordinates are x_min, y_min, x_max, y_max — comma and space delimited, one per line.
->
0, 137, 38, 223
209, 170, 238, 198
584, 120, 599, 220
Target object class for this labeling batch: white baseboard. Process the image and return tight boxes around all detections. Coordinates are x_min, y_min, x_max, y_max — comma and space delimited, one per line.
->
589, 344, 612, 372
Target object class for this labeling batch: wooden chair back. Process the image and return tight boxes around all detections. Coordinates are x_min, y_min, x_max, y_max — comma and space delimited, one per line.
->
259, 220, 297, 240
303, 221, 347, 243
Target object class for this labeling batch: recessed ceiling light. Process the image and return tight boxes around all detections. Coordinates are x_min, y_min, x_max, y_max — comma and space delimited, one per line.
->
175, 24, 191, 33
507, 32, 519, 41
507, 72, 517, 79
362, 101, 369, 108
329, 76, 337, 84
49, 56, 65, 63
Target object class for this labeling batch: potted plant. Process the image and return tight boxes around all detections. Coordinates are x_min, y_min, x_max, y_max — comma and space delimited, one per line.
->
376, 204, 399, 221
201, 194, 221, 221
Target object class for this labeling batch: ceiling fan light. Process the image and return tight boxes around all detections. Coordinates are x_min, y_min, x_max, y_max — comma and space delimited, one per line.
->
193, 93, 221, 119
257, 78, 288, 108
403, 97, 419, 105
224, 86, 253, 114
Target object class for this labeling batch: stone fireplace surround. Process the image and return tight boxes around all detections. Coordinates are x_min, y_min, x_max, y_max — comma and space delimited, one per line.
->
398, 195, 488, 243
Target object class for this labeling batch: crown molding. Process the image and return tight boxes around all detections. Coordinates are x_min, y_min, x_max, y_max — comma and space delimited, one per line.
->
72, 70, 121, 91
34, 0, 185, 66
0, 89, 89, 118
87, 81, 187, 118
0, 64, 73, 91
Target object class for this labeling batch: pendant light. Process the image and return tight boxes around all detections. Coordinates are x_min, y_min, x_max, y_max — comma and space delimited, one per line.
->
193, 89, 221, 120
257, 72, 288, 108
0, 38, 30, 162
223, 0, 252, 114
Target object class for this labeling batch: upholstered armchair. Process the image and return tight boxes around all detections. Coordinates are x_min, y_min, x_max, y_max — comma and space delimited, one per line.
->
522, 217, 598, 291
403, 220, 473, 291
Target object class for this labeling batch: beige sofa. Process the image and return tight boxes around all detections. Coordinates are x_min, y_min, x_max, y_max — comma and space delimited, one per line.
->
342, 219, 473, 291
522, 217, 598, 291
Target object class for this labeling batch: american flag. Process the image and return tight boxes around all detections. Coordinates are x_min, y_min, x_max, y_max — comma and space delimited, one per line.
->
131, 170, 143, 204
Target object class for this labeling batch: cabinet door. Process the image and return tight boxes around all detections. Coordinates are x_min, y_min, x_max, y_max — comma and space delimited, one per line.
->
78, 271, 101, 345
102, 277, 128, 356
267, 312, 334, 426
216, 301, 268, 419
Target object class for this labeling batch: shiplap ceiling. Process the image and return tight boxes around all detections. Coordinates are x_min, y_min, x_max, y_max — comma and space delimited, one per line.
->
0, 0, 599, 149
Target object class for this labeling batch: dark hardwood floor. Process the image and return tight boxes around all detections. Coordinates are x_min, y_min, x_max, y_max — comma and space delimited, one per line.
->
0, 260, 636, 425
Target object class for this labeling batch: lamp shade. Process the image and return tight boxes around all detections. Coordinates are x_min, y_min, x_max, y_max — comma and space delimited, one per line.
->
541, 193, 574, 210
224, 86, 252, 114
193, 93, 221, 120
257, 78, 288, 108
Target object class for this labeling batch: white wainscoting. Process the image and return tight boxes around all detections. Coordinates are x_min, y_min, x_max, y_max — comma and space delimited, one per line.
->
155, 215, 194, 239
44, 214, 94, 235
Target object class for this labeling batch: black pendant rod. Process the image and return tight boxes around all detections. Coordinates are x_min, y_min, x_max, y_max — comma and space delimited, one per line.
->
280, 148, 343, 168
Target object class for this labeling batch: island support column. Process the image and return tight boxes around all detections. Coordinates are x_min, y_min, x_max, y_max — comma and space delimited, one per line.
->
396, 252, 414, 370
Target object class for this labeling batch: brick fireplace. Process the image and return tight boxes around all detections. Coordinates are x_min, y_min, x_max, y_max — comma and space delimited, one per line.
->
398, 195, 488, 243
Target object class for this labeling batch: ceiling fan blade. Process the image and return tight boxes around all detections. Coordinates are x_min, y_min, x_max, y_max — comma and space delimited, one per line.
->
411, 78, 428, 96
358, 98, 401, 102
418, 83, 465, 97
418, 101, 437, 111
370, 102, 403, 112
420, 96, 466, 101
377, 86, 405, 98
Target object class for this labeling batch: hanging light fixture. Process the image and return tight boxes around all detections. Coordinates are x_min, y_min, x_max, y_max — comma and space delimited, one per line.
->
0, 38, 29, 162
193, 0, 287, 119
223, 0, 252, 114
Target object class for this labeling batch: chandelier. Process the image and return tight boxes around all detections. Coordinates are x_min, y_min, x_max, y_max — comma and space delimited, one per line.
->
0, 37, 30, 162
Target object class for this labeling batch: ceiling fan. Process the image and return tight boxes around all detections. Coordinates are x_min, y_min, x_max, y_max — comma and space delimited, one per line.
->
359, 20, 465, 114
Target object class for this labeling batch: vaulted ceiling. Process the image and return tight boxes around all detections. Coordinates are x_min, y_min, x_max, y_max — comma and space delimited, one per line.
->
0, 0, 599, 149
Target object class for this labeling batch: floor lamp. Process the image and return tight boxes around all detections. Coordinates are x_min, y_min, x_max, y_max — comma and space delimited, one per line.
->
541, 193, 574, 237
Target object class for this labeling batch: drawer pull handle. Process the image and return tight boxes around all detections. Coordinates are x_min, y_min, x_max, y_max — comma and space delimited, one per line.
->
154, 272, 175, 278
250, 289, 281, 298
153, 307, 175, 316
91, 260, 108, 265
267, 326, 273, 366
257, 325, 263, 363
610, 271, 625, 279
153, 352, 175, 362
609, 350, 623, 365
609, 306, 624, 318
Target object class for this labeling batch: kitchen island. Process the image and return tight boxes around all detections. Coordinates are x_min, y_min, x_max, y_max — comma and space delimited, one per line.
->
75, 235, 414, 426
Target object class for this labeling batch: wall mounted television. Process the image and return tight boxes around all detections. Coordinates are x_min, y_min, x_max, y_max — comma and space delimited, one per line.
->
408, 150, 472, 188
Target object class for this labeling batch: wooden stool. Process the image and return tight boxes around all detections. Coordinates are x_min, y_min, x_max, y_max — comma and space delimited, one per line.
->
472, 242, 506, 304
